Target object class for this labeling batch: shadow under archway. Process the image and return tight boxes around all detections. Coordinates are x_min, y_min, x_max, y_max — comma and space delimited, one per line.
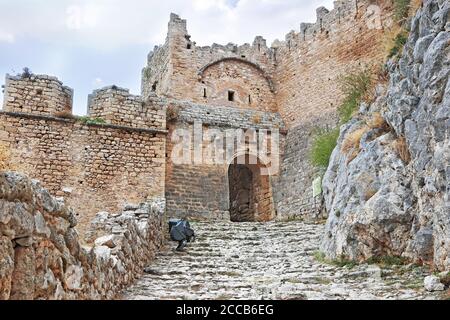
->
228, 154, 275, 222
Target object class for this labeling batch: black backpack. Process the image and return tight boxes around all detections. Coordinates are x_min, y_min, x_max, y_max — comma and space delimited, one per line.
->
169, 219, 195, 242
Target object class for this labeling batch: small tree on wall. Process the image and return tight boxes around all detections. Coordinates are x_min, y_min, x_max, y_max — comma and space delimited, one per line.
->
20, 67, 33, 79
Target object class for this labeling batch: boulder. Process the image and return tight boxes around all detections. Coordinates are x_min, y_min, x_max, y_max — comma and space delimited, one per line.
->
424, 275, 445, 292
10, 246, 36, 300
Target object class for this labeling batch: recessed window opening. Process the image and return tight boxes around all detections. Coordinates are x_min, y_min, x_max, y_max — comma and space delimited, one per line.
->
187, 43, 192, 49
248, 95, 252, 105
228, 90, 235, 102
203, 88, 207, 98
151, 82, 158, 91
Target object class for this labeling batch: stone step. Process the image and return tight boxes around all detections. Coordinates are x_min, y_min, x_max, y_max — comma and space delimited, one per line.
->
122, 221, 440, 300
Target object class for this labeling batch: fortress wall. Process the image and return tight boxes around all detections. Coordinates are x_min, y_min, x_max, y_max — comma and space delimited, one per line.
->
274, 0, 393, 127
88, 86, 166, 130
0, 112, 166, 231
142, 14, 277, 112
3, 74, 73, 117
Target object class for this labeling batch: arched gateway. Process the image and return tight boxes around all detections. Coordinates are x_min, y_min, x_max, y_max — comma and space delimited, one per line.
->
227, 154, 275, 222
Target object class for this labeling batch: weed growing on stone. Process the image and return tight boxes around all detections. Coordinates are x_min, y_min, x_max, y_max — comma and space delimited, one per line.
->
19, 67, 33, 79
77, 116, 107, 125
310, 70, 373, 169
394, 136, 411, 164
166, 105, 180, 123
388, 31, 409, 59
393, 0, 412, 24
54, 110, 76, 119
310, 127, 340, 168
366, 256, 410, 267
338, 71, 373, 123
313, 251, 358, 269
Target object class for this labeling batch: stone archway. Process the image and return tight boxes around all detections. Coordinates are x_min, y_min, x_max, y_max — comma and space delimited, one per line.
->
228, 164, 254, 222
228, 155, 275, 222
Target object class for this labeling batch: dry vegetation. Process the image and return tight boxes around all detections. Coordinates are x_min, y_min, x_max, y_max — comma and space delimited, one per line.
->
340, 112, 391, 164
382, 0, 423, 61
395, 136, 411, 164
382, 25, 409, 60
252, 114, 262, 125
341, 126, 370, 163
367, 112, 390, 131
54, 110, 76, 119
166, 105, 180, 123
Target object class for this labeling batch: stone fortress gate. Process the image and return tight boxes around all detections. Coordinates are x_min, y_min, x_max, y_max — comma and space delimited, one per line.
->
0, 0, 393, 228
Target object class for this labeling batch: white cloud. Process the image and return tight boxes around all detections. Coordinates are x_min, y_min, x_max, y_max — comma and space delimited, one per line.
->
0, 0, 335, 49
92, 78, 104, 88
66, 5, 99, 30
0, 30, 14, 43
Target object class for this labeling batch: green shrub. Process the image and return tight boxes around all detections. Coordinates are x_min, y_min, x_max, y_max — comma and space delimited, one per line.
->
310, 70, 372, 169
388, 31, 408, 58
310, 127, 340, 168
338, 71, 372, 123
393, 0, 411, 23
313, 251, 358, 269
77, 116, 106, 125
366, 256, 409, 267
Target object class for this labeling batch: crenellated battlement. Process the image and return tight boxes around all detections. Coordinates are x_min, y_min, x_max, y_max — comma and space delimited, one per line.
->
276, 0, 391, 50
3, 74, 73, 117
88, 86, 166, 130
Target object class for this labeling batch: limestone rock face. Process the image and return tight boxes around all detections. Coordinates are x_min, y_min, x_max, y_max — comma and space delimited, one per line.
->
0, 237, 14, 299
321, 0, 449, 271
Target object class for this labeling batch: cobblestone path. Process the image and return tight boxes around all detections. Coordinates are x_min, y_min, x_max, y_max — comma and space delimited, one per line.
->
122, 221, 441, 300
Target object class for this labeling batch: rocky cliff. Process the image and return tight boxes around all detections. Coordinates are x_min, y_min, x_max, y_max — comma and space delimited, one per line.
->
321, 0, 449, 271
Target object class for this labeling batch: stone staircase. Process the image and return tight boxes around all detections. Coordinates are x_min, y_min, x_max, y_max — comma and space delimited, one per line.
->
121, 221, 442, 300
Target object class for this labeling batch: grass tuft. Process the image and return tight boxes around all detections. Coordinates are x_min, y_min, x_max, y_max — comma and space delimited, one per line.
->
338, 71, 373, 123
393, 0, 412, 24
394, 136, 411, 164
314, 251, 358, 269
366, 256, 409, 267
77, 116, 107, 125
388, 31, 409, 59
341, 126, 369, 156
310, 127, 340, 168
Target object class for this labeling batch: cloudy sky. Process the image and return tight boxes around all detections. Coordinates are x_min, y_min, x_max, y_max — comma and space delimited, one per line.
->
0, 0, 334, 115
